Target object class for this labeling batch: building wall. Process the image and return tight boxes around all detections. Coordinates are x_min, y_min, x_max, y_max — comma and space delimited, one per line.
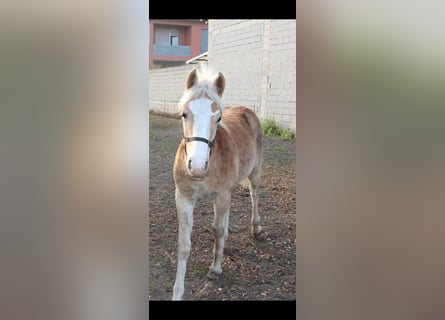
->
148, 64, 195, 115
149, 20, 208, 69
149, 19, 296, 130
208, 20, 296, 130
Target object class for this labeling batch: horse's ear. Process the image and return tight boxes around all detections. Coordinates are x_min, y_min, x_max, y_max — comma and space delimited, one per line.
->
185, 69, 198, 90
214, 72, 225, 96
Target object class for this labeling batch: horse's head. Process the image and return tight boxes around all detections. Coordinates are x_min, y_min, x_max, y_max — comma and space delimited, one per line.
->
179, 69, 225, 178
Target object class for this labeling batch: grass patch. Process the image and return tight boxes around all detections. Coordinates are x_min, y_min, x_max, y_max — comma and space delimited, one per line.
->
261, 117, 295, 140
280, 128, 296, 140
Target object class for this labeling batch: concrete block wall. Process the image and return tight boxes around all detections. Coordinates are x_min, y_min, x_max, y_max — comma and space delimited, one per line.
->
149, 20, 296, 131
207, 20, 264, 116
148, 64, 195, 115
266, 20, 296, 130
208, 20, 296, 130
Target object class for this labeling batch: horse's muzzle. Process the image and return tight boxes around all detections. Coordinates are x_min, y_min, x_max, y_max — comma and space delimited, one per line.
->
186, 158, 209, 178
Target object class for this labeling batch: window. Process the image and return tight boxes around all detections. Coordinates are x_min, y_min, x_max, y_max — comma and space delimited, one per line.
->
200, 29, 208, 53
170, 36, 179, 46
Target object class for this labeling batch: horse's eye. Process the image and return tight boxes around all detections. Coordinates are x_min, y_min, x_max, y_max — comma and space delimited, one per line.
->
217, 116, 222, 122
182, 113, 187, 119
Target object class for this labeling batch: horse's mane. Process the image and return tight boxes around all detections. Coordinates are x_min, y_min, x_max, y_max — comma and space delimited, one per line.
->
178, 68, 224, 112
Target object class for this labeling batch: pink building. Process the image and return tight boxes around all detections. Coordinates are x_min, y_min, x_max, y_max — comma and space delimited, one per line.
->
149, 19, 208, 69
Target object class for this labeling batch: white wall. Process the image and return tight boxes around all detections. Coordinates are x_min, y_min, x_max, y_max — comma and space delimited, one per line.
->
149, 19, 296, 130
148, 64, 195, 115
208, 20, 296, 130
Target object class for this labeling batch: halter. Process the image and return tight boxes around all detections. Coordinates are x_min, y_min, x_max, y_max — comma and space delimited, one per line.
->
181, 105, 221, 156
182, 134, 216, 156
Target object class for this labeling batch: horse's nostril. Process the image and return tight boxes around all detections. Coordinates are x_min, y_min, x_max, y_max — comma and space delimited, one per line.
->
188, 159, 192, 170
205, 161, 208, 171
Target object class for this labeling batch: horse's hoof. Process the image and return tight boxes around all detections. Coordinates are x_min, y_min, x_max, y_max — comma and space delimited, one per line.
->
207, 270, 222, 280
251, 226, 262, 238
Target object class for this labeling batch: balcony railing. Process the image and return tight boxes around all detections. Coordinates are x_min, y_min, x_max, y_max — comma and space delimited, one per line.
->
153, 44, 191, 57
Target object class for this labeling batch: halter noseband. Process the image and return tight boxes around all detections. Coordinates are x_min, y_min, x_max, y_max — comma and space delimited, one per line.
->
183, 135, 216, 147
182, 135, 216, 156
181, 108, 221, 156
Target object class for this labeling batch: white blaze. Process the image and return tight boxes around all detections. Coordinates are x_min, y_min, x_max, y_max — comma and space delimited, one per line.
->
186, 99, 220, 176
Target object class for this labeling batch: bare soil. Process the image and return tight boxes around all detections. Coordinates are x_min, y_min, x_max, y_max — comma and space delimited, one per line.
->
149, 113, 296, 301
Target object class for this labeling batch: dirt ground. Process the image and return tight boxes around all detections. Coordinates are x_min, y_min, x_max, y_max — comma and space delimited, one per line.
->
149, 113, 296, 300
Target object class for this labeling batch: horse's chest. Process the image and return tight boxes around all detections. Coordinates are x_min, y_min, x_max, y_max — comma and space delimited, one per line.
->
175, 167, 236, 198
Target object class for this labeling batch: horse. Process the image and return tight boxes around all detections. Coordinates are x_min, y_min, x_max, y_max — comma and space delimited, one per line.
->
172, 68, 264, 300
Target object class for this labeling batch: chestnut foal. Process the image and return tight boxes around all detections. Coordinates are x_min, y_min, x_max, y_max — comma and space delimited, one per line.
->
172, 69, 263, 300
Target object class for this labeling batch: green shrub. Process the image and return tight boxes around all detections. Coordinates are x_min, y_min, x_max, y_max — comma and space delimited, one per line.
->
261, 117, 295, 140
280, 129, 296, 140
261, 117, 281, 137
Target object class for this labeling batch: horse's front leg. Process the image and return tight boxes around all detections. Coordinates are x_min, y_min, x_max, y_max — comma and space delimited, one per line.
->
172, 190, 195, 300
208, 191, 231, 279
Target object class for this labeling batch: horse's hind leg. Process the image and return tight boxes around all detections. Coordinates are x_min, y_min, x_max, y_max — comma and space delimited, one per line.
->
208, 191, 231, 279
248, 170, 262, 237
